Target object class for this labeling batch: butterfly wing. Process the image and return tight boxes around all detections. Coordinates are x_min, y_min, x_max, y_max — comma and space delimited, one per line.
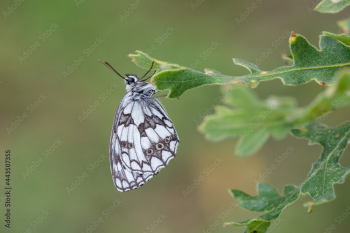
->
134, 98, 179, 173
110, 93, 179, 192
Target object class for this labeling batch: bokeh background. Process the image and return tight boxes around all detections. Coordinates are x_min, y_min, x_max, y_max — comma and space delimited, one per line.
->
1, 0, 350, 232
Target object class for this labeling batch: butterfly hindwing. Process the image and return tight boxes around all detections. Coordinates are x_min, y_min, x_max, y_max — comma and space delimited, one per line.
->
109, 93, 179, 192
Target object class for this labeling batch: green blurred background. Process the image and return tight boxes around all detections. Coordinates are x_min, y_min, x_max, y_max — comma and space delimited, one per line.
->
1, 0, 350, 232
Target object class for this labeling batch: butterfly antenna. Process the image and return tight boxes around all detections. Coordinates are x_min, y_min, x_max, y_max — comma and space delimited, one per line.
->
141, 61, 155, 80
142, 70, 157, 82
98, 60, 125, 80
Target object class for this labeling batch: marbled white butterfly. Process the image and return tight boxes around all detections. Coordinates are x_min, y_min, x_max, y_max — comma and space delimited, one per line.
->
99, 60, 179, 192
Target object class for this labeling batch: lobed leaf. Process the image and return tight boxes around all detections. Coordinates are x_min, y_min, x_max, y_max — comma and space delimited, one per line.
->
225, 183, 300, 233
198, 84, 295, 156
129, 50, 235, 98
315, 0, 350, 13
129, 32, 350, 98
199, 70, 350, 156
231, 32, 350, 87
291, 122, 350, 205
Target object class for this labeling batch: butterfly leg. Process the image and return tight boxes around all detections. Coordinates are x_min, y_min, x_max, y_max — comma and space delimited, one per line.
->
153, 94, 167, 99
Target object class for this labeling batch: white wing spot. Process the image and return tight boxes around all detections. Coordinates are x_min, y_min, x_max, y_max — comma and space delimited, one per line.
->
151, 157, 163, 170
142, 163, 152, 172
166, 127, 175, 134
131, 161, 141, 170
150, 108, 163, 119
141, 137, 151, 149
164, 119, 173, 127
170, 141, 176, 152
131, 102, 144, 126
145, 128, 159, 143
122, 181, 129, 188
154, 125, 170, 139
125, 169, 134, 181
162, 151, 173, 164
122, 153, 131, 167
124, 102, 134, 114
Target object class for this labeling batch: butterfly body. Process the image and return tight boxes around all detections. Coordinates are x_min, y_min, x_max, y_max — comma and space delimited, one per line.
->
101, 62, 179, 192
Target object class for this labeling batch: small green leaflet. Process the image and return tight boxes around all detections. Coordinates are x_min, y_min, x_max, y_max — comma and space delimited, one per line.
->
315, 0, 350, 13
129, 32, 350, 98
291, 123, 350, 206
225, 183, 300, 233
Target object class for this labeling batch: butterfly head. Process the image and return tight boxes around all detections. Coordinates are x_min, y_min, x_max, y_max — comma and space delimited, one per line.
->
98, 60, 156, 90
125, 75, 139, 85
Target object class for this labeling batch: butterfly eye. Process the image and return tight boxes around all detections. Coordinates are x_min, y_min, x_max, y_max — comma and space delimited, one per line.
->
126, 76, 138, 84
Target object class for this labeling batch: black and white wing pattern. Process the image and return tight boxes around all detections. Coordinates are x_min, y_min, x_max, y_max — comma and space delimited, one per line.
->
109, 92, 179, 192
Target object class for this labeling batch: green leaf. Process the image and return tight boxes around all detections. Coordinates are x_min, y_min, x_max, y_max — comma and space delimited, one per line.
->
225, 183, 300, 233
231, 32, 350, 87
199, 70, 350, 156
291, 122, 350, 205
129, 51, 234, 98
129, 32, 350, 98
323, 31, 350, 45
315, 0, 350, 13
128, 50, 182, 70
198, 84, 295, 156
